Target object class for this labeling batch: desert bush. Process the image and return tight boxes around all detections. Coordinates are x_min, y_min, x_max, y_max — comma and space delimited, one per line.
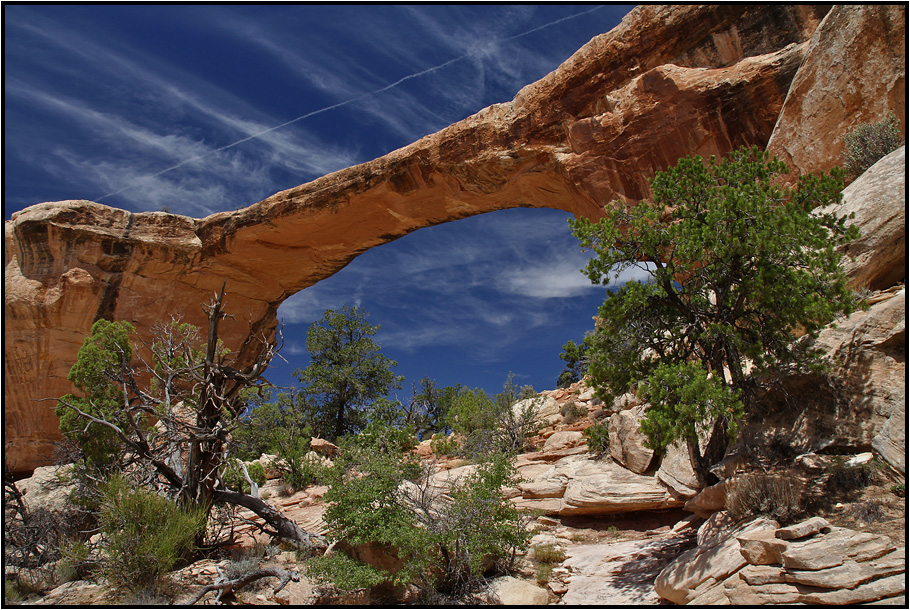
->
447, 376, 542, 458
430, 433, 459, 456
725, 474, 803, 524
842, 112, 904, 179
583, 421, 610, 455
311, 424, 532, 599
560, 402, 587, 425
532, 543, 565, 564
891, 483, 906, 498
306, 551, 386, 593
4, 578, 23, 603
851, 500, 885, 524
96, 475, 207, 593
826, 460, 876, 493
764, 433, 800, 466
221, 459, 266, 495
535, 562, 553, 585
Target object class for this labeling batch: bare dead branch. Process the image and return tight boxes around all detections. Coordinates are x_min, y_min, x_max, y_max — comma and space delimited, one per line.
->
190, 566, 299, 605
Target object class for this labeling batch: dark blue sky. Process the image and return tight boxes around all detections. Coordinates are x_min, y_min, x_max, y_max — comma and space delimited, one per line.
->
4, 4, 639, 397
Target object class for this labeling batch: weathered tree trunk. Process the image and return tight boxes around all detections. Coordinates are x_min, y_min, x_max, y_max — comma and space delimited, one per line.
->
213, 490, 327, 556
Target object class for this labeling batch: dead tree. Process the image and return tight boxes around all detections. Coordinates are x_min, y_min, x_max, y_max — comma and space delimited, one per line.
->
55, 283, 325, 555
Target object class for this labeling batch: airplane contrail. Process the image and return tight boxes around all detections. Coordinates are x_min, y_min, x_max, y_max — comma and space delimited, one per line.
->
96, 5, 605, 202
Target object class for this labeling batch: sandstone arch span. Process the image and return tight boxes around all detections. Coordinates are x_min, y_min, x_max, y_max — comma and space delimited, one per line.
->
5, 5, 833, 474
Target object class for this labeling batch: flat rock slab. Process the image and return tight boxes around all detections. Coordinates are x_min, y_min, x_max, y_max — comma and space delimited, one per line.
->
562, 533, 695, 605
781, 527, 896, 570
776, 516, 831, 540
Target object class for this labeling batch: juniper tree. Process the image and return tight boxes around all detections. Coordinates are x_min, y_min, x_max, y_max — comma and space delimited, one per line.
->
55, 286, 325, 554
294, 306, 402, 441
570, 146, 860, 483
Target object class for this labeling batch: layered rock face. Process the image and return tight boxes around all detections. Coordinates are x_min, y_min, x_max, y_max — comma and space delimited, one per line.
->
3, 4, 892, 475
656, 514, 906, 605
766, 4, 906, 177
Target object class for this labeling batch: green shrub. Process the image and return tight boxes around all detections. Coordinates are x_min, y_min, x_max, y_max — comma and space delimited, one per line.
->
314, 425, 532, 598
560, 402, 587, 425
222, 459, 266, 495
430, 434, 459, 456
891, 483, 906, 498
446, 375, 541, 458
4, 579, 23, 604
532, 543, 565, 564
583, 421, 610, 455
272, 437, 331, 491
842, 112, 904, 179
827, 460, 876, 493
535, 562, 553, 585
97, 475, 207, 593
725, 474, 803, 524
306, 551, 386, 593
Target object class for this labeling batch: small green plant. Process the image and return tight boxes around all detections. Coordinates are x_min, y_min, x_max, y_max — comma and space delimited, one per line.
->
222, 459, 266, 495
842, 112, 904, 179
96, 475, 207, 593
560, 402, 587, 425
306, 551, 385, 593
532, 543, 566, 564
225, 556, 260, 581
890, 483, 906, 498
725, 474, 803, 524
430, 434, 459, 456
606, 525, 619, 537
535, 562, 553, 585
583, 421, 610, 455
57, 538, 91, 583
4, 578, 23, 604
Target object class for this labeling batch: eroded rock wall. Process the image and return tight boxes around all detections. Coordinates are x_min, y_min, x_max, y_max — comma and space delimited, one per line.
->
1, 5, 845, 475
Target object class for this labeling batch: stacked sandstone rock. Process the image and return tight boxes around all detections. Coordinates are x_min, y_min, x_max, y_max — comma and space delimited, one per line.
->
656, 514, 905, 605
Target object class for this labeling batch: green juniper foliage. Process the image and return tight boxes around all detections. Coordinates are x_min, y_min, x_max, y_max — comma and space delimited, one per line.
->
55, 319, 136, 470
570, 146, 860, 482
310, 423, 530, 597
557, 339, 589, 388
295, 306, 403, 441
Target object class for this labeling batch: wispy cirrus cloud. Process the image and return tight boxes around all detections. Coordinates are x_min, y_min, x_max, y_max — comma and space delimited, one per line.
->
276, 208, 606, 360
4, 8, 360, 214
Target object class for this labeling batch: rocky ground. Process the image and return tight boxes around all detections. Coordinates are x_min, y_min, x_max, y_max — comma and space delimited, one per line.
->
12, 382, 904, 606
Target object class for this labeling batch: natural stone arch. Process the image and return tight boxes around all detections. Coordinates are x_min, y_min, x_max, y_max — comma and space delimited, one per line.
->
4, 5, 832, 474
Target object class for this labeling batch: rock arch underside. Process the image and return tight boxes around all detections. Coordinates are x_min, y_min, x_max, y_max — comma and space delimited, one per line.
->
4, 5, 905, 475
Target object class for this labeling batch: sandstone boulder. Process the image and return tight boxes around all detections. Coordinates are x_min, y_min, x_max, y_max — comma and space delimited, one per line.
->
309, 437, 338, 457
820, 146, 906, 291
656, 513, 906, 605
655, 516, 779, 605
513, 396, 560, 425
15, 465, 75, 515
542, 431, 585, 452
776, 516, 831, 540
656, 440, 702, 499
561, 534, 695, 605
609, 404, 655, 474
488, 576, 548, 606
560, 458, 681, 516
766, 4, 906, 178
